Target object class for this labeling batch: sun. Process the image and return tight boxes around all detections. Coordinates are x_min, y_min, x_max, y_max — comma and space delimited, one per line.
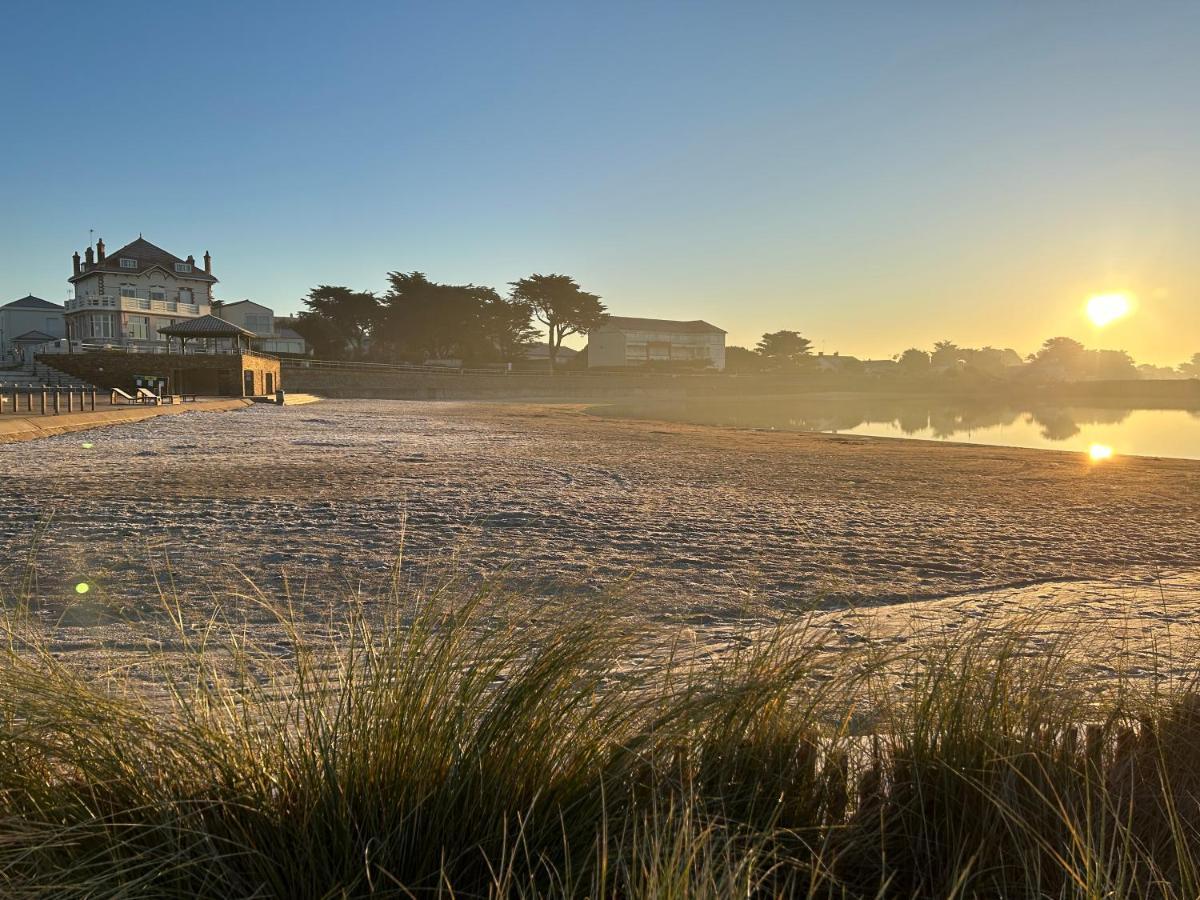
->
1086, 293, 1132, 327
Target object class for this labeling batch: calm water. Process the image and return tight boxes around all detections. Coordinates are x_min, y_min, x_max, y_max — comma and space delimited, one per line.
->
596, 395, 1200, 460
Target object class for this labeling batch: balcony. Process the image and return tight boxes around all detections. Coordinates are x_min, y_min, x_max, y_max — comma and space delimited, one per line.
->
65, 295, 206, 317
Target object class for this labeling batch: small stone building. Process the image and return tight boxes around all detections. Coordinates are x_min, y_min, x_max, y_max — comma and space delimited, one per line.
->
39, 315, 281, 398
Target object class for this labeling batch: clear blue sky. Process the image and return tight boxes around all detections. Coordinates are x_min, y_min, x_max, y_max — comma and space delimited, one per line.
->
2, 1, 1197, 363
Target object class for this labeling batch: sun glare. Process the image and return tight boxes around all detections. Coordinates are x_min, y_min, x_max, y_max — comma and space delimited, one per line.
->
1088, 443, 1114, 462
1086, 293, 1132, 327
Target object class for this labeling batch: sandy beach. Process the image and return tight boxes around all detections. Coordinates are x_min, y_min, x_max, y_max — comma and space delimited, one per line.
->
1, 398, 1198, 678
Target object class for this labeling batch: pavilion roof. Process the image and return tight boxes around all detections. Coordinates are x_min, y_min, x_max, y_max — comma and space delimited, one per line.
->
157, 315, 255, 338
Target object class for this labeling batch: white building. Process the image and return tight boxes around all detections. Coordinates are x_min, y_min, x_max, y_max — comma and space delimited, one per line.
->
65, 236, 216, 347
587, 316, 726, 370
219, 301, 309, 356
1, 295, 65, 363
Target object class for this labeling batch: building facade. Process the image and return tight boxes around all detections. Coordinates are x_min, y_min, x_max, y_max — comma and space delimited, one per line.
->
219, 301, 309, 356
1, 295, 65, 362
587, 316, 726, 370
65, 237, 216, 348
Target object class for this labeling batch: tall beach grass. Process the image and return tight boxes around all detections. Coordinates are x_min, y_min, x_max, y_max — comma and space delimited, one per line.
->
0, 571, 1198, 897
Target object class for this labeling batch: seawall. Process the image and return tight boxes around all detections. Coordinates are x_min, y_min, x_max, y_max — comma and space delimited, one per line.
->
281, 367, 1200, 407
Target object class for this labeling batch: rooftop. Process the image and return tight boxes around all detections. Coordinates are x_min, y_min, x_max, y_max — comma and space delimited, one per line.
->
11, 330, 60, 343
2, 294, 63, 311
71, 237, 217, 284
158, 315, 255, 338
595, 316, 726, 335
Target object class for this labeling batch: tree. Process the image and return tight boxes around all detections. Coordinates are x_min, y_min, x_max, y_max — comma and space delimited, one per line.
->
931, 339, 963, 368
479, 293, 540, 362
378, 272, 484, 362
1092, 349, 1137, 380
300, 285, 379, 358
724, 345, 767, 374
377, 272, 534, 364
508, 274, 606, 372
1029, 336, 1087, 378
292, 312, 349, 359
1181, 353, 1200, 378
897, 348, 932, 373
755, 330, 814, 368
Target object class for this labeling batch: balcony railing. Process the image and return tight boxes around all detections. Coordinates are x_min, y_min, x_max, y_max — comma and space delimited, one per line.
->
65, 295, 205, 316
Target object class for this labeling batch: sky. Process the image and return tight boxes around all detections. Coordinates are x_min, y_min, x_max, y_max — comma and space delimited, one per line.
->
1, 1, 1197, 365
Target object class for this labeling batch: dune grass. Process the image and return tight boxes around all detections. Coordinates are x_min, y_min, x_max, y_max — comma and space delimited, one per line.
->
1, 573, 1199, 898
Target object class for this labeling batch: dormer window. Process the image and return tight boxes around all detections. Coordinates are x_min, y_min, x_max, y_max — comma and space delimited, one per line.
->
174, 262, 192, 273
119, 258, 137, 269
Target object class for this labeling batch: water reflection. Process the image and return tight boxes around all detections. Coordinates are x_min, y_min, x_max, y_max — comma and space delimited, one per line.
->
770, 397, 1133, 442
596, 395, 1200, 460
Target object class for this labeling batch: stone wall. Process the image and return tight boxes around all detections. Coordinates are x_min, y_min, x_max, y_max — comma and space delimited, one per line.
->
38, 351, 282, 397
282, 366, 1200, 406
283, 368, 723, 401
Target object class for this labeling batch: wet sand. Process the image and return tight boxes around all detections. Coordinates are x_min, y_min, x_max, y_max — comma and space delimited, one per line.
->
1, 399, 1197, 677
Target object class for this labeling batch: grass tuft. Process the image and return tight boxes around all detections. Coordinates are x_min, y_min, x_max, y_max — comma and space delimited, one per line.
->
0, 575, 1198, 897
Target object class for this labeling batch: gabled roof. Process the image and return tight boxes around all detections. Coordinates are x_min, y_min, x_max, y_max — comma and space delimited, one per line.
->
2, 294, 63, 310
594, 316, 726, 335
12, 330, 60, 343
70, 237, 217, 284
158, 315, 254, 338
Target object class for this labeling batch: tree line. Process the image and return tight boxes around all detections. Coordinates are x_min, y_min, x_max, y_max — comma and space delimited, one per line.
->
290, 272, 607, 370
724, 332, 1199, 380
289, 275, 1198, 381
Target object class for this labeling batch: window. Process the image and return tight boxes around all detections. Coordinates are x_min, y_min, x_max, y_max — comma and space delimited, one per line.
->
174, 262, 192, 273
128, 316, 149, 340
150, 289, 166, 302
119, 258, 137, 269
89, 314, 114, 339
119, 284, 138, 299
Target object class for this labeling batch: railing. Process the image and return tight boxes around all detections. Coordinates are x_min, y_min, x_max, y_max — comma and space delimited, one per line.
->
39, 341, 277, 361
281, 358, 507, 375
65, 295, 206, 316
279, 357, 720, 377
0, 386, 98, 416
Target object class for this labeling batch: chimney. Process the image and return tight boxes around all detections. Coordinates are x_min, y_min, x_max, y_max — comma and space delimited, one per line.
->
96, 238, 105, 262
203, 251, 211, 274
73, 251, 81, 276
85, 246, 94, 266
186, 254, 195, 266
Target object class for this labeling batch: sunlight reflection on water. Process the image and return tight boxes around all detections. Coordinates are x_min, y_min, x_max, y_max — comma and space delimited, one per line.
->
598, 396, 1200, 460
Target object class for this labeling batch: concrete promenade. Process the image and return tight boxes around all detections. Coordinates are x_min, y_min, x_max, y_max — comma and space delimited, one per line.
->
0, 398, 254, 444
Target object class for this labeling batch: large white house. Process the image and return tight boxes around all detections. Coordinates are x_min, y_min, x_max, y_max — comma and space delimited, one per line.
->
65, 237, 216, 347
220, 300, 308, 356
1, 295, 65, 363
587, 316, 726, 370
